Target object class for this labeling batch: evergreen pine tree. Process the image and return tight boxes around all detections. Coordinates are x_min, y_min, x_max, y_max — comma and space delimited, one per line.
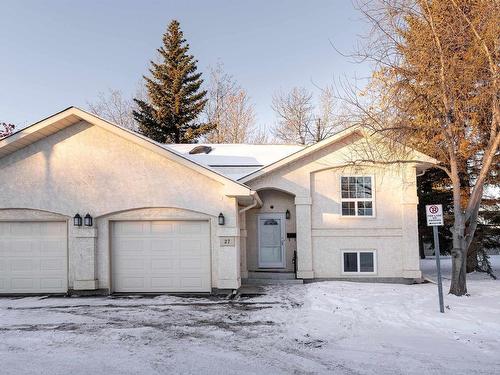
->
133, 20, 210, 143
417, 169, 454, 258
417, 166, 499, 278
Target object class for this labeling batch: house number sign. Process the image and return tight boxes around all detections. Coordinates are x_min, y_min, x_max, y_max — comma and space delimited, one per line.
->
220, 237, 235, 247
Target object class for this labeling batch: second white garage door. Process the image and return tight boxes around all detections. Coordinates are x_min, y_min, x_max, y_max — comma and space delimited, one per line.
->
112, 221, 211, 293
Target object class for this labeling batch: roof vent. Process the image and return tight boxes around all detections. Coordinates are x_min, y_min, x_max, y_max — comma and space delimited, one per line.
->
189, 145, 212, 155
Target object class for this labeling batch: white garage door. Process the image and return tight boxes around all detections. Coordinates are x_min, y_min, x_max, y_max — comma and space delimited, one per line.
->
112, 221, 211, 293
0, 222, 67, 294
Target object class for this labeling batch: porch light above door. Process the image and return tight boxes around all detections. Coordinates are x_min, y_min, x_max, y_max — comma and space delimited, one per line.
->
286, 209, 291, 220
218, 213, 225, 225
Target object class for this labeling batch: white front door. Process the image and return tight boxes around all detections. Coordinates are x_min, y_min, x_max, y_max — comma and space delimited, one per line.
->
258, 214, 285, 268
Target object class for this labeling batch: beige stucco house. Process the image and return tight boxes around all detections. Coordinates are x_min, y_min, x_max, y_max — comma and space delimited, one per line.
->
0, 107, 435, 295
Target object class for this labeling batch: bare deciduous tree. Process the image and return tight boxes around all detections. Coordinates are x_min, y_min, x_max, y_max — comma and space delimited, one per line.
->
314, 86, 341, 142
0, 122, 15, 139
220, 90, 257, 143
272, 86, 343, 144
271, 87, 313, 145
340, 0, 499, 295
204, 63, 260, 143
87, 89, 138, 131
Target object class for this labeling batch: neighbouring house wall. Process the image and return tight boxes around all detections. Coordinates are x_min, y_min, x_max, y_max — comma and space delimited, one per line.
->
245, 189, 296, 273
246, 134, 421, 279
0, 121, 242, 291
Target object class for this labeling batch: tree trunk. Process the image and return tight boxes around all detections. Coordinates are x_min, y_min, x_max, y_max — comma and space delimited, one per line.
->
449, 159, 468, 296
449, 240, 467, 295
449, 211, 468, 295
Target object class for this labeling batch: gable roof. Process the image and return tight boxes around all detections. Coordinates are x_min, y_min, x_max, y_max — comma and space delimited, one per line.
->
239, 125, 439, 183
0, 107, 251, 197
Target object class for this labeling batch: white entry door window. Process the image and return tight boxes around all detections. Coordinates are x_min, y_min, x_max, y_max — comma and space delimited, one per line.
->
258, 213, 285, 268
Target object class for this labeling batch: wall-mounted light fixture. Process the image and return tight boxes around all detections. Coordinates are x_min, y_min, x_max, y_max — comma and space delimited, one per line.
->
218, 212, 225, 225
73, 213, 82, 227
286, 209, 291, 220
84, 213, 93, 227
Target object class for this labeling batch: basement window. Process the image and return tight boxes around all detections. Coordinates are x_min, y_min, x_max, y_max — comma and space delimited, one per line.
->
340, 176, 374, 216
342, 251, 376, 274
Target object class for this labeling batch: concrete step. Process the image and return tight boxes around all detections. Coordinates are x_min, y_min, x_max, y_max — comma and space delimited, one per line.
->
242, 278, 304, 286
247, 271, 297, 280
235, 285, 266, 297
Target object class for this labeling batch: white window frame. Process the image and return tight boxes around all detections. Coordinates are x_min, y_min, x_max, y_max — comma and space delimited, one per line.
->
341, 250, 377, 275
339, 175, 376, 218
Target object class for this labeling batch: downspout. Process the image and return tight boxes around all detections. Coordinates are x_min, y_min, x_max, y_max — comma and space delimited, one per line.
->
416, 169, 426, 177
239, 191, 262, 214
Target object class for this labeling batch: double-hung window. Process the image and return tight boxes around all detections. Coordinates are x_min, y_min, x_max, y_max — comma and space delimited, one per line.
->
341, 176, 374, 216
342, 251, 376, 274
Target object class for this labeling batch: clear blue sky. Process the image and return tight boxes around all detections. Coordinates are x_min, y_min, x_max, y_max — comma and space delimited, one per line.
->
0, 0, 370, 129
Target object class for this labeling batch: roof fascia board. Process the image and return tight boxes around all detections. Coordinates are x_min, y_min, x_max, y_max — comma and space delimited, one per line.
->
360, 128, 439, 165
240, 126, 439, 183
239, 125, 362, 183
0, 106, 75, 149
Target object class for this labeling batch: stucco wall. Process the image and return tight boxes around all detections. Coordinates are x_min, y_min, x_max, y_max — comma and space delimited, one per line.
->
0, 121, 242, 291
246, 135, 422, 279
245, 189, 296, 272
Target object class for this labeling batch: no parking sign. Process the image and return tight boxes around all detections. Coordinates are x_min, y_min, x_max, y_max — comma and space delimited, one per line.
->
426, 204, 443, 226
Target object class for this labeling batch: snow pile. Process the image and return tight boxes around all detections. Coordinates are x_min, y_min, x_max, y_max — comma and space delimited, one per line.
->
0, 256, 499, 374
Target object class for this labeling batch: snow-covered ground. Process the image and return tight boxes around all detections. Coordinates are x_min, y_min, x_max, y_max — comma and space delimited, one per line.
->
1, 257, 499, 375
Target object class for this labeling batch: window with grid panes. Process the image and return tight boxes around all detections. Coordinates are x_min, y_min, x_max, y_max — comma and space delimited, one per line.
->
341, 176, 373, 216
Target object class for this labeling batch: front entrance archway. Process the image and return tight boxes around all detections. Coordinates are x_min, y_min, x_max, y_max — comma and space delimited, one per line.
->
244, 189, 296, 274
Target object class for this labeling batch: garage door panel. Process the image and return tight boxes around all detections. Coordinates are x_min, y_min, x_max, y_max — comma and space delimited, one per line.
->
180, 239, 202, 252
151, 258, 177, 271
40, 258, 66, 271
179, 222, 205, 234
9, 223, 35, 236
114, 238, 145, 253
11, 278, 35, 290
114, 258, 146, 271
151, 239, 175, 252
180, 257, 208, 269
40, 278, 64, 289
0, 222, 67, 294
151, 222, 175, 234
6, 240, 35, 255
151, 277, 180, 289
112, 220, 211, 293
40, 222, 66, 236
116, 277, 146, 289
114, 221, 148, 235
181, 277, 205, 288
10, 259, 36, 272
40, 240, 66, 255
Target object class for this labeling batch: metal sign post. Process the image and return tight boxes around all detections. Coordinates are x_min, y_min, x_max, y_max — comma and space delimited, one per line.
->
426, 204, 445, 313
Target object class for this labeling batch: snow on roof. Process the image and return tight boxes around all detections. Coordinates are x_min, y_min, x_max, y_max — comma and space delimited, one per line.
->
166, 144, 305, 166
164, 143, 305, 180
